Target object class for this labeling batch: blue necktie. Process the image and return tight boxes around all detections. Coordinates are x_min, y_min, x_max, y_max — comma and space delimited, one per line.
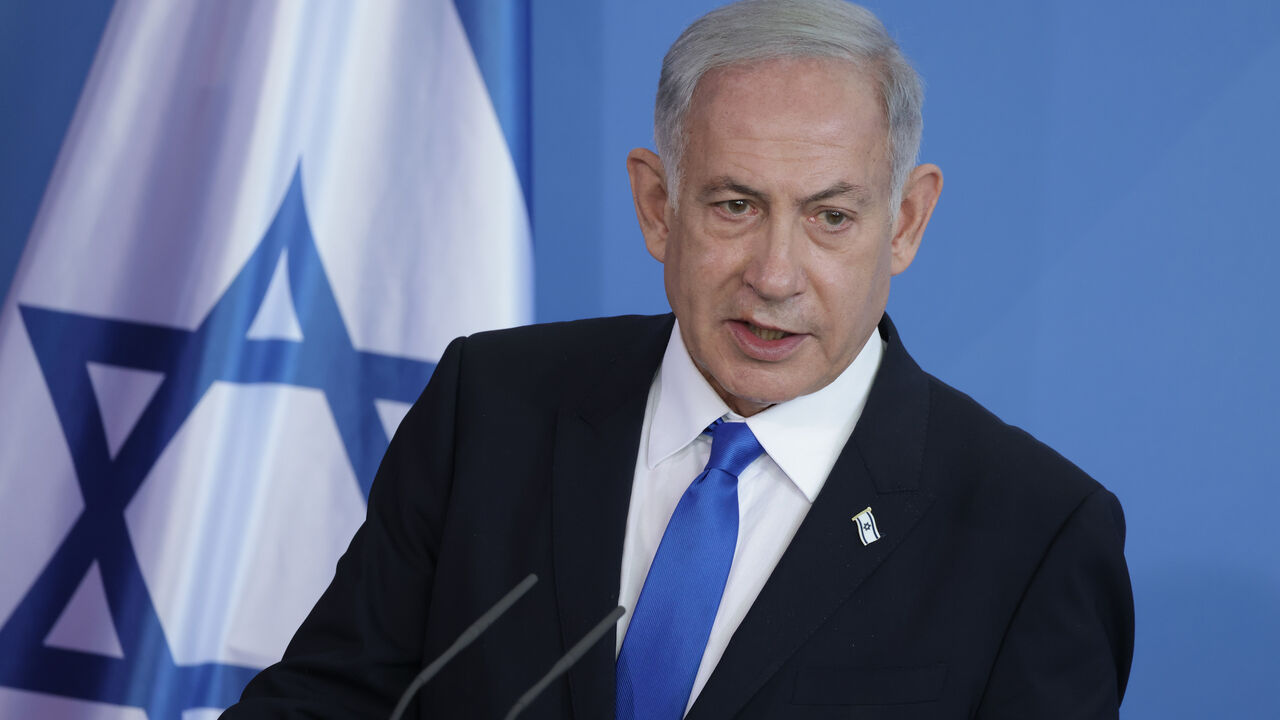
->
616, 420, 765, 720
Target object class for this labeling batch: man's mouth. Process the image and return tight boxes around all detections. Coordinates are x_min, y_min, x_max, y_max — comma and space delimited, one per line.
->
746, 322, 791, 341
728, 320, 805, 360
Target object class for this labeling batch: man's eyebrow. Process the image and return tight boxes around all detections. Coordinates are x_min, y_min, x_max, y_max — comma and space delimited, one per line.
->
697, 177, 871, 207
800, 182, 871, 207
698, 177, 769, 202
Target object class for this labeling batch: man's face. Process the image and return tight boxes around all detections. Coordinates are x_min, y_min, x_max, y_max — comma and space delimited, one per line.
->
640, 57, 923, 416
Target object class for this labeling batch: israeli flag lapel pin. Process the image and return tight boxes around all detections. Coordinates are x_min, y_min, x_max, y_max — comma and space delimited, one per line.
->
852, 507, 882, 546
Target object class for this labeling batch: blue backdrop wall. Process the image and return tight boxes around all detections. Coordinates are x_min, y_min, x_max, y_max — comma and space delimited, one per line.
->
3, 1, 1278, 717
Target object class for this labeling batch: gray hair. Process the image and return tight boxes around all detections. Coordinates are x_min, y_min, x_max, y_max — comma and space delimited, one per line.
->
655, 0, 924, 209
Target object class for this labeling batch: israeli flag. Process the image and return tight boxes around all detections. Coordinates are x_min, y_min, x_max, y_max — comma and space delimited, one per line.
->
853, 507, 882, 546
0, 1, 531, 718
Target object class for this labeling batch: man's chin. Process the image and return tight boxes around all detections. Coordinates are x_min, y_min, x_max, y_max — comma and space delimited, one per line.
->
711, 375, 810, 417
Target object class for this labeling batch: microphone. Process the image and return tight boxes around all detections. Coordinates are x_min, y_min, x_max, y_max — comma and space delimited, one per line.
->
502, 605, 627, 720
388, 573, 538, 720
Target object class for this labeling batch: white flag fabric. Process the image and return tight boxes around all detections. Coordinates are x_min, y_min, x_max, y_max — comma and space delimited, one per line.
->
0, 1, 531, 717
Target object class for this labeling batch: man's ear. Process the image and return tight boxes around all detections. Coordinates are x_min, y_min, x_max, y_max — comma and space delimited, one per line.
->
890, 163, 943, 275
627, 148, 671, 262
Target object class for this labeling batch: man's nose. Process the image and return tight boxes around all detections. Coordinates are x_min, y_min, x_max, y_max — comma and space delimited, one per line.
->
742, 218, 805, 301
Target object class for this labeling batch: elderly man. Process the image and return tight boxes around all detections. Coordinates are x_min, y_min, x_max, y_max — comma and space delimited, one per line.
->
227, 1, 1134, 717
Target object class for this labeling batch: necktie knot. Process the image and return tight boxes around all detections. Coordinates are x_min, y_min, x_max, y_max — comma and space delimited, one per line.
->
705, 420, 764, 478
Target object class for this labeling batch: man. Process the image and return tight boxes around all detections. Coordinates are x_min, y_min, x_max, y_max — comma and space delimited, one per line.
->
227, 1, 1134, 717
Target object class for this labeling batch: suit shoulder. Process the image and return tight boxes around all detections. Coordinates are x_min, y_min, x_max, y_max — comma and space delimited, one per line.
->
922, 373, 1108, 514
443, 314, 673, 404
461, 314, 671, 366
467, 313, 669, 348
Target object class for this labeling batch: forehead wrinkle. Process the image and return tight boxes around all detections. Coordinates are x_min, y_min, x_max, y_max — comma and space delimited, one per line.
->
718, 131, 857, 157
710, 135, 881, 191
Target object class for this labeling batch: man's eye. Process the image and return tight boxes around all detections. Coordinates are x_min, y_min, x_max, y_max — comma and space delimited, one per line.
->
815, 210, 849, 228
717, 200, 752, 216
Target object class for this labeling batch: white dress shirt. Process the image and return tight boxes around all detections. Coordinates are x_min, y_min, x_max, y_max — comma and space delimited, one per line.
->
616, 320, 885, 713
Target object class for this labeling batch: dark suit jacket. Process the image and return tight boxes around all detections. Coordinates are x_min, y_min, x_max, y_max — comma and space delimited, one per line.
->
226, 313, 1133, 719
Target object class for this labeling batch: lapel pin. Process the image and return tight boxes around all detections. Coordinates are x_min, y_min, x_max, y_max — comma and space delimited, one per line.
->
851, 507, 881, 546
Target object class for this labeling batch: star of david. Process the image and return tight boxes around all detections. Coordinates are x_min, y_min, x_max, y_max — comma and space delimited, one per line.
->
0, 168, 434, 717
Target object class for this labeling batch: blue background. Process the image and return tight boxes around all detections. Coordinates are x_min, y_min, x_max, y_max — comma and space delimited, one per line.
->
3, 1, 1277, 717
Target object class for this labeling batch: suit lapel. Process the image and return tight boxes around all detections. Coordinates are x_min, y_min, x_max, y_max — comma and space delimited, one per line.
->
551, 315, 674, 720
688, 315, 937, 720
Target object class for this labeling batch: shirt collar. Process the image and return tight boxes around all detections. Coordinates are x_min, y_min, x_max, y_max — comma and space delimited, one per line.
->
648, 319, 885, 502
